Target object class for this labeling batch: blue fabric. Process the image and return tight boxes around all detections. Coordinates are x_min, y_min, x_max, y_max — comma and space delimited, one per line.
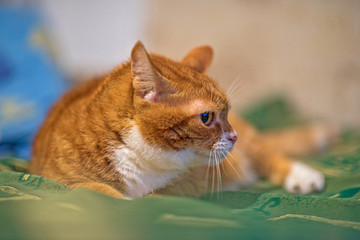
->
0, 5, 68, 160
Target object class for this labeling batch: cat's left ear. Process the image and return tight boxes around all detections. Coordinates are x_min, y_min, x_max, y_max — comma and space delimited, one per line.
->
131, 41, 177, 103
181, 45, 213, 74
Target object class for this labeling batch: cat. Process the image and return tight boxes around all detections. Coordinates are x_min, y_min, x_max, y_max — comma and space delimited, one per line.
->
30, 41, 338, 199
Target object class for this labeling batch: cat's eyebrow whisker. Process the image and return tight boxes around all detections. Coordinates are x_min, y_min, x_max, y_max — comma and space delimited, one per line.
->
226, 71, 252, 106
229, 70, 249, 92
226, 70, 249, 101
229, 91, 252, 106
230, 77, 249, 98
226, 75, 241, 98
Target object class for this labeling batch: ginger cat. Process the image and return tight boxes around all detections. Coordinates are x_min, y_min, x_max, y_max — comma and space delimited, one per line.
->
30, 41, 337, 199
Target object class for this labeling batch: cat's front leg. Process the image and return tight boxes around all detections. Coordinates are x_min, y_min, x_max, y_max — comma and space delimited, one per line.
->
67, 181, 126, 198
246, 153, 325, 194
227, 112, 326, 194
222, 149, 325, 194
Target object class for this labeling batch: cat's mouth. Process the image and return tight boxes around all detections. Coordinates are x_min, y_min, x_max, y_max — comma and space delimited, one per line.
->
192, 135, 236, 166
213, 140, 235, 154
210, 131, 237, 158
195, 142, 234, 166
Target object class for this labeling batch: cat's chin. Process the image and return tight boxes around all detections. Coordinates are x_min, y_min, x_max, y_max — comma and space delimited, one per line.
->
188, 151, 210, 167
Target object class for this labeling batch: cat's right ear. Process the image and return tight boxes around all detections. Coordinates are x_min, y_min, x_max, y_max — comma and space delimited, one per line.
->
182, 45, 213, 74
131, 41, 177, 103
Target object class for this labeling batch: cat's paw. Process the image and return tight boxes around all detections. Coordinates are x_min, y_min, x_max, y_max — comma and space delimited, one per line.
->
284, 162, 324, 194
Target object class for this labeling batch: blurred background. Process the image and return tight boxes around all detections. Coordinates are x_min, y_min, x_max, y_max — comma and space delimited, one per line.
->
0, 0, 359, 159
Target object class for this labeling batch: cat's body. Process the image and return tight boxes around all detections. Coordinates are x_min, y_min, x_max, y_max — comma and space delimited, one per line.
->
30, 42, 337, 199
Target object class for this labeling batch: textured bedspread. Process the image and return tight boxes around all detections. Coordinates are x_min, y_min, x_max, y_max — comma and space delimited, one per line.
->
1, 98, 359, 240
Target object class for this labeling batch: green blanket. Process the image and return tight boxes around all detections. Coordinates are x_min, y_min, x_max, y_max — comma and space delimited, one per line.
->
1, 98, 360, 239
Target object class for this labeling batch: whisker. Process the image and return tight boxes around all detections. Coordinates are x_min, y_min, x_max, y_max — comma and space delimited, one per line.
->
211, 151, 215, 198
215, 151, 223, 201
228, 78, 249, 95
225, 151, 243, 178
226, 71, 247, 97
226, 70, 250, 104
229, 92, 252, 106
205, 150, 213, 192
218, 150, 229, 177
215, 152, 219, 194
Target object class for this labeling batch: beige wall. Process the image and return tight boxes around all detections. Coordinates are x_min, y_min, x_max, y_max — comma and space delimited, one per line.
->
41, 0, 360, 127
146, 0, 360, 127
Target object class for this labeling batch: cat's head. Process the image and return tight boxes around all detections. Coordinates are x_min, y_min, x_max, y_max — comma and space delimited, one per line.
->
130, 41, 237, 165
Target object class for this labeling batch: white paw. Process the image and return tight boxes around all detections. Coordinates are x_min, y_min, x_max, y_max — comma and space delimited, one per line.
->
284, 162, 325, 194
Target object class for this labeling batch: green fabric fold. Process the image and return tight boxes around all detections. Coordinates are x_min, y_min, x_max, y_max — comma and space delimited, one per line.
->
1, 97, 359, 239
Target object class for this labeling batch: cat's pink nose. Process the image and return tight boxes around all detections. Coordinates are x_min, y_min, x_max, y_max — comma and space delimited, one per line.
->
228, 131, 238, 144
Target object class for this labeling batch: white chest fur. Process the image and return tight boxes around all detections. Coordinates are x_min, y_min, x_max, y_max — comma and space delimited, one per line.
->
113, 125, 195, 199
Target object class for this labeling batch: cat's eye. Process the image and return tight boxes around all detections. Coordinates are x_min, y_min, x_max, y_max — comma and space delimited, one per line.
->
200, 112, 214, 126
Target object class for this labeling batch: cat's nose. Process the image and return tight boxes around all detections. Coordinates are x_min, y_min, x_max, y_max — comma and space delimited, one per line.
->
228, 131, 238, 144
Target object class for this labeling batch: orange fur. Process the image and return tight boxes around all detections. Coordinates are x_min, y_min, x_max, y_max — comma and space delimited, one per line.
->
30, 42, 337, 198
